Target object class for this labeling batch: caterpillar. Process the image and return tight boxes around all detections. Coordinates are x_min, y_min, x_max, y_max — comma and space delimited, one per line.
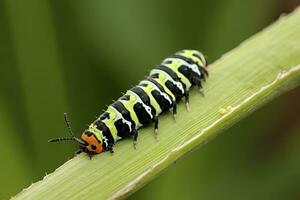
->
49, 50, 208, 158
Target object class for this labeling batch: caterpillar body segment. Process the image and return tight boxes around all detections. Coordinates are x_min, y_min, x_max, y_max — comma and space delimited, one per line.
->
49, 50, 208, 157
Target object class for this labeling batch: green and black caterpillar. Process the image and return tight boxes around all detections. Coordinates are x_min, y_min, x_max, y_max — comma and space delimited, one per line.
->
49, 50, 208, 157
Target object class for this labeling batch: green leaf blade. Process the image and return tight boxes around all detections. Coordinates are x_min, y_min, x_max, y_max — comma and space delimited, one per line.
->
12, 7, 300, 200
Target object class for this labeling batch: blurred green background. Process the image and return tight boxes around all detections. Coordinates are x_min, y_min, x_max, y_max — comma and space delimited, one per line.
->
0, 0, 300, 199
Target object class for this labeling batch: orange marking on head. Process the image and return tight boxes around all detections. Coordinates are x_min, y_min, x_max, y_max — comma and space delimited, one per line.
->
81, 133, 103, 154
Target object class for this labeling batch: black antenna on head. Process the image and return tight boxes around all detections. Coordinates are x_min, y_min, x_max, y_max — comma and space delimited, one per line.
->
48, 137, 77, 143
48, 113, 87, 146
64, 112, 75, 137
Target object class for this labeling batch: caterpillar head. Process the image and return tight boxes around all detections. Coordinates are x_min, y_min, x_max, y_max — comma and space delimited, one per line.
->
80, 130, 103, 154
48, 113, 104, 158
175, 49, 207, 67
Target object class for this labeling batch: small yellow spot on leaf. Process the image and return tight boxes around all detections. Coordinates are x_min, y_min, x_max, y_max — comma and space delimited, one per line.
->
219, 106, 233, 115
219, 108, 227, 115
226, 106, 233, 112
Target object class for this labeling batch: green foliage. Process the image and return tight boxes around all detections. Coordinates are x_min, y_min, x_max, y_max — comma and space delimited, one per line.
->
11, 7, 300, 200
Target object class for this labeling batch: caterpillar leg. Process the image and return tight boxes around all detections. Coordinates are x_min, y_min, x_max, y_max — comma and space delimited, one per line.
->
107, 143, 114, 154
172, 102, 177, 120
75, 149, 82, 155
197, 81, 205, 96
153, 115, 159, 140
193, 76, 205, 96
199, 66, 209, 81
133, 129, 139, 149
133, 129, 138, 149
184, 90, 190, 111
